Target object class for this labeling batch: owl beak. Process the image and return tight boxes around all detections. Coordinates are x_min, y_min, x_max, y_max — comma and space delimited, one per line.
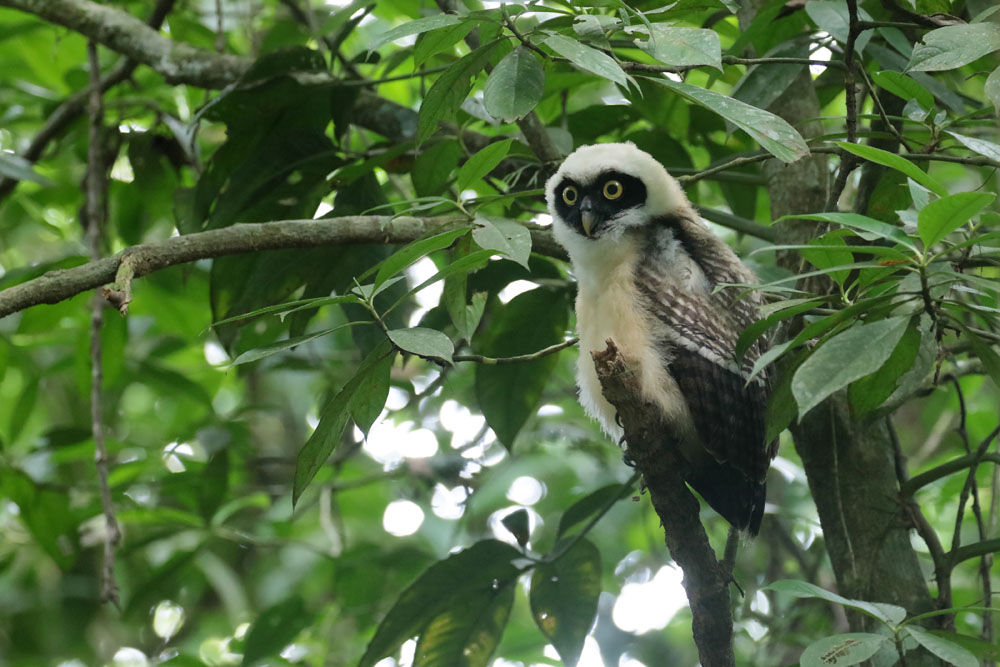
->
580, 197, 597, 237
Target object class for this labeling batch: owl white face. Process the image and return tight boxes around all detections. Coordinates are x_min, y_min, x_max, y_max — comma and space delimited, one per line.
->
545, 142, 688, 243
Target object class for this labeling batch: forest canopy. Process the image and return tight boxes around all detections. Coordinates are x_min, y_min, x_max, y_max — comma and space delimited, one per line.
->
0, 0, 998, 665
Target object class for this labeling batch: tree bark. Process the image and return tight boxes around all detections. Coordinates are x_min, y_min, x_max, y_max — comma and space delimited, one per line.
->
593, 341, 735, 667
738, 0, 937, 645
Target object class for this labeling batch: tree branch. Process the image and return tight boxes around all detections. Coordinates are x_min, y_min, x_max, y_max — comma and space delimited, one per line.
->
901, 452, 1000, 497
454, 338, 578, 365
0, 216, 566, 320
950, 538, 1000, 566
592, 339, 734, 667
85, 39, 121, 608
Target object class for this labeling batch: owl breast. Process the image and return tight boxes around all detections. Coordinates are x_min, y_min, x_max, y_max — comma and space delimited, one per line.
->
570, 233, 697, 441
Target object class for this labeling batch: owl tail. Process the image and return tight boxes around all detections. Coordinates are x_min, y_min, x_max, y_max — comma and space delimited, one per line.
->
685, 462, 766, 536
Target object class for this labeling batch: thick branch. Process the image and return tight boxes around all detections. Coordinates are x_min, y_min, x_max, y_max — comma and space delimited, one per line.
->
592, 340, 734, 667
0, 0, 246, 87
901, 452, 1000, 497
0, 216, 565, 320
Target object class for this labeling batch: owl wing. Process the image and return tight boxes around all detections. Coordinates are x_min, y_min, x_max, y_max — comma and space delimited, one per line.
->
636, 215, 774, 532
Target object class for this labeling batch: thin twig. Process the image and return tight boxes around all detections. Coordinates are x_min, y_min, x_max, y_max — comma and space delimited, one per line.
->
855, 64, 913, 152
454, 338, 578, 365
500, 4, 549, 60
949, 420, 1000, 628
889, 417, 952, 609
826, 0, 861, 211
544, 472, 640, 564
86, 40, 121, 608
622, 56, 847, 74
335, 65, 451, 87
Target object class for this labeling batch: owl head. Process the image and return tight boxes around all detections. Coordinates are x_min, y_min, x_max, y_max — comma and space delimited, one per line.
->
545, 142, 689, 242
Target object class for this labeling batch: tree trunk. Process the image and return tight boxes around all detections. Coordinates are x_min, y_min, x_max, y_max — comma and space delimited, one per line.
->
736, 2, 937, 650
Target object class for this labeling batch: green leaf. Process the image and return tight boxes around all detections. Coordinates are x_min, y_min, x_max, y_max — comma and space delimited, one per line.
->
649, 78, 809, 163
765, 361, 798, 443
359, 540, 522, 667
411, 140, 462, 196
626, 25, 722, 69
946, 131, 1000, 163
531, 539, 602, 667
905, 626, 978, 667
198, 450, 230, 521
907, 23, 1000, 72
765, 580, 908, 626
389, 248, 492, 316
230, 322, 367, 365
501, 508, 530, 547
986, 65, 1000, 114
475, 288, 570, 448
0, 468, 78, 569
786, 212, 917, 251
387, 327, 455, 364
418, 39, 507, 144
0, 152, 52, 185
457, 139, 515, 190
801, 231, 854, 287
544, 34, 630, 87
730, 42, 808, 114
241, 597, 311, 666
950, 321, 1000, 390
792, 316, 911, 419
349, 348, 394, 437
871, 70, 934, 110
804, 0, 874, 51
849, 319, 921, 417
367, 14, 462, 53
471, 216, 532, 269
799, 633, 890, 667
922, 631, 1000, 661
414, 20, 479, 68
413, 580, 515, 667
373, 227, 471, 289
558, 482, 632, 537
483, 47, 545, 123
355, 275, 408, 301
211, 294, 361, 327
293, 342, 395, 504
918, 192, 996, 248
736, 297, 826, 360
835, 141, 947, 197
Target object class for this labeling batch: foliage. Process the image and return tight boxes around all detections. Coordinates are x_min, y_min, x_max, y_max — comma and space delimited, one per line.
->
0, 0, 998, 665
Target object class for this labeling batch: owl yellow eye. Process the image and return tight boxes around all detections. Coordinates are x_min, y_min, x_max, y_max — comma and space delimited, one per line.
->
562, 185, 578, 206
603, 180, 623, 200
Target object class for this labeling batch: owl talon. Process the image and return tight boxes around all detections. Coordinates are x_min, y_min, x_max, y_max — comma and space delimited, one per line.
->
614, 411, 623, 428
621, 450, 636, 467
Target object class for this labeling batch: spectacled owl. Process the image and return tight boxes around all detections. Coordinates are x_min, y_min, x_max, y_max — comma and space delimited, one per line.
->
546, 142, 776, 535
